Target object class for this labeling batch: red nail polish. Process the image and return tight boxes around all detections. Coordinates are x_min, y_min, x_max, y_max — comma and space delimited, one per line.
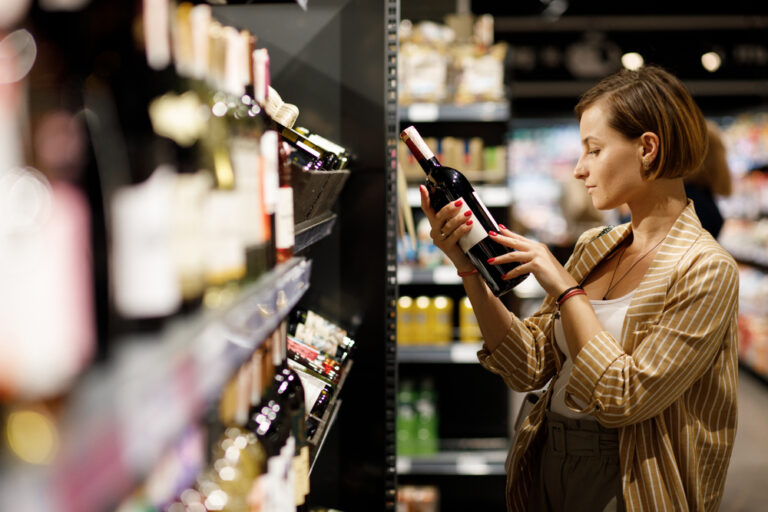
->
499, 224, 506, 230
464, 211, 472, 217
454, 200, 463, 207
489, 231, 497, 236
466, 220, 473, 226
487, 257, 495, 263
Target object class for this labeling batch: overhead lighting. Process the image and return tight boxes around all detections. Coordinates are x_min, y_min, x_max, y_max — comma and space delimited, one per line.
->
701, 51, 722, 72
621, 52, 644, 71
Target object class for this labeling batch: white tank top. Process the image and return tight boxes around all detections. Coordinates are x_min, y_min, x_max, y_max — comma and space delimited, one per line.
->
549, 289, 635, 419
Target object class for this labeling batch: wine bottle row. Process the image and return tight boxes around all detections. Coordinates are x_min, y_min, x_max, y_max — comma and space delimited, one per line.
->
117, 308, 355, 511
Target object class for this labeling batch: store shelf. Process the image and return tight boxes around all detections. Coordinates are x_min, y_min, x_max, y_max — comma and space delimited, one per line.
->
397, 448, 508, 476
399, 101, 510, 122
309, 398, 343, 474
398, 343, 483, 364
0, 257, 312, 512
295, 211, 337, 254
723, 243, 768, 271
405, 185, 512, 208
398, 265, 461, 285
308, 359, 353, 449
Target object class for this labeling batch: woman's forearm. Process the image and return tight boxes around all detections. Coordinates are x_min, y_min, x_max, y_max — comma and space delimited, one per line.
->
558, 295, 603, 358
460, 273, 516, 351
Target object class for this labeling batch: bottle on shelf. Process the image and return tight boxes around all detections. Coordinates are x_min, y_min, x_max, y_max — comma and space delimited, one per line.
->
414, 378, 439, 455
289, 309, 356, 363
273, 322, 311, 511
400, 125, 529, 296
276, 134, 296, 264
397, 379, 418, 456
458, 296, 482, 343
246, 334, 295, 511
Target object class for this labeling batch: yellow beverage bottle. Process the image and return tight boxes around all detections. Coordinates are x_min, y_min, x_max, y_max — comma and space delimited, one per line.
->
397, 296, 414, 345
432, 296, 453, 345
459, 296, 482, 343
413, 296, 431, 344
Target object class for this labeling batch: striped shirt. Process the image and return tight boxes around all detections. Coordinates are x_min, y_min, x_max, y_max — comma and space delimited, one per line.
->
478, 201, 739, 511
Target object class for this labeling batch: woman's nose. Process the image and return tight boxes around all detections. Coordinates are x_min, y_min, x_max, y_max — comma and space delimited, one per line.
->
573, 158, 587, 179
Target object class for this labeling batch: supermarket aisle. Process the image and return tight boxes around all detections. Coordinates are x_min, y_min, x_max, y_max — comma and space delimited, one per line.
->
720, 369, 768, 511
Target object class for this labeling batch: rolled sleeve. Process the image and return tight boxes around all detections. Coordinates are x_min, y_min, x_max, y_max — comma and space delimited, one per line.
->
565, 331, 624, 413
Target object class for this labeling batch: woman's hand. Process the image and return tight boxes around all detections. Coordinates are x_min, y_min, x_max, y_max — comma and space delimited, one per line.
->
419, 185, 474, 272
489, 226, 578, 298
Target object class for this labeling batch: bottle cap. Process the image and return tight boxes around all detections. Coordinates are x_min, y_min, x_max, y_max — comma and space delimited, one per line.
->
275, 103, 299, 128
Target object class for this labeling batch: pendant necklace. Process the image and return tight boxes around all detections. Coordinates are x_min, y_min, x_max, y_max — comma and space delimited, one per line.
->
602, 236, 666, 300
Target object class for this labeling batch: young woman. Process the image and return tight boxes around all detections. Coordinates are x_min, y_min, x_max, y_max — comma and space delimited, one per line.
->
420, 66, 739, 511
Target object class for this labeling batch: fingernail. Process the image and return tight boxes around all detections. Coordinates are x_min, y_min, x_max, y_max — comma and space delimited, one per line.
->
487, 257, 495, 263
489, 231, 497, 236
499, 224, 506, 230
466, 220, 473, 226
454, 200, 463, 207
464, 211, 472, 217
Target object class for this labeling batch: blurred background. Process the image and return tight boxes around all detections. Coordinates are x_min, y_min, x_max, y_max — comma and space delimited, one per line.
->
1, 0, 767, 511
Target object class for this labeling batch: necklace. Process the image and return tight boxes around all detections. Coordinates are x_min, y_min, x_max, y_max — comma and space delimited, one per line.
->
602, 236, 666, 300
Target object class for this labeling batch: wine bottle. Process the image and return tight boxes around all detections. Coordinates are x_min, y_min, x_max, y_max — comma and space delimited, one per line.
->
275, 134, 296, 264
274, 322, 310, 510
400, 125, 528, 296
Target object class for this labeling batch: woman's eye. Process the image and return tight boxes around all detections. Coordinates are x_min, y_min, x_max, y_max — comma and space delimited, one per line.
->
588, 149, 600, 156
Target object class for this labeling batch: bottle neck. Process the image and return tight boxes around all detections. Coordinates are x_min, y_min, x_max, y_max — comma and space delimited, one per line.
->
417, 156, 441, 175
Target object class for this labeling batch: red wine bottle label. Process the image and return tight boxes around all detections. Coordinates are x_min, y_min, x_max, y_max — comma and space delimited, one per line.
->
400, 126, 434, 161
456, 193, 499, 253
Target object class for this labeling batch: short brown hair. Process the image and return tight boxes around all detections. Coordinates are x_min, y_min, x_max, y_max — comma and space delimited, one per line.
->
685, 120, 732, 196
574, 66, 708, 180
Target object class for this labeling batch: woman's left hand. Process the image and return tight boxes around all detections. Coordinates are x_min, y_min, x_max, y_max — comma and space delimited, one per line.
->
490, 226, 578, 298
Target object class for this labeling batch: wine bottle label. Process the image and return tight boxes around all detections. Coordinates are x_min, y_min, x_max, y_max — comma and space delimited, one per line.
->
275, 187, 294, 250
400, 126, 434, 161
456, 195, 492, 253
288, 359, 326, 411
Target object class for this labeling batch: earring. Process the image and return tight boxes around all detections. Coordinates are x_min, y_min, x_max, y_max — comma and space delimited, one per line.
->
642, 158, 651, 170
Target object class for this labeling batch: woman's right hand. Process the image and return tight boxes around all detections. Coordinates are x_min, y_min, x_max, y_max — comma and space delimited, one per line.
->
419, 185, 474, 272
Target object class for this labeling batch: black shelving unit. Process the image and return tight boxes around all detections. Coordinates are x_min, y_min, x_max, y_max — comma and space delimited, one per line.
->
210, 1, 398, 510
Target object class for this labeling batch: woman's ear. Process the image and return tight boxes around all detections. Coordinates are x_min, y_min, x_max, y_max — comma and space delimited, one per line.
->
638, 131, 660, 170
640, 132, 659, 161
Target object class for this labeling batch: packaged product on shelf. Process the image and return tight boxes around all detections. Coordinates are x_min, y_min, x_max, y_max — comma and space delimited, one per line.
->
287, 335, 342, 386
397, 485, 440, 512
397, 296, 415, 344
411, 296, 432, 344
111, 166, 183, 319
452, 42, 508, 105
398, 39, 449, 105
414, 378, 439, 455
459, 296, 482, 343
397, 379, 418, 456
429, 296, 454, 344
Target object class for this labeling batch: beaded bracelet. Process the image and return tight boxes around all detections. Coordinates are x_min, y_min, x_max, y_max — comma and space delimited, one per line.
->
457, 269, 479, 277
556, 285, 584, 306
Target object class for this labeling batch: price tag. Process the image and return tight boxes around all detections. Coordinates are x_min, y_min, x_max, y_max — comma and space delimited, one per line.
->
456, 455, 491, 475
396, 457, 413, 474
450, 344, 479, 363
397, 266, 413, 284
433, 266, 461, 284
408, 103, 440, 122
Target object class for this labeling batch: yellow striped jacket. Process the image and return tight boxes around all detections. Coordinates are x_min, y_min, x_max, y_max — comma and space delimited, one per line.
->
478, 200, 739, 511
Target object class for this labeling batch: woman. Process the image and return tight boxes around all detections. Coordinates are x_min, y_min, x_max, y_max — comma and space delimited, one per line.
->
420, 66, 739, 511
684, 120, 733, 239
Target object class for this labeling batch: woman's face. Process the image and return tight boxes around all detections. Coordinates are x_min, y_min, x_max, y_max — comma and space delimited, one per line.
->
574, 100, 646, 211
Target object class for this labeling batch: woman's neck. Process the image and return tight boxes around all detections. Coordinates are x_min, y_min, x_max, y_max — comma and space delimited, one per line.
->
626, 178, 687, 247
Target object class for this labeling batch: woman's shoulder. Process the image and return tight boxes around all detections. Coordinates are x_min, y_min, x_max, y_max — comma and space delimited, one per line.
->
684, 229, 739, 280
